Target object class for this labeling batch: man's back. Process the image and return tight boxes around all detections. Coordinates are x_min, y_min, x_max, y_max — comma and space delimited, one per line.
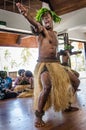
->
5, 76, 12, 89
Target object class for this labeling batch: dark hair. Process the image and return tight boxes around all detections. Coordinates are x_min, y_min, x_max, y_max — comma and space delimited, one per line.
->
25, 70, 33, 77
0, 71, 7, 78
18, 69, 25, 76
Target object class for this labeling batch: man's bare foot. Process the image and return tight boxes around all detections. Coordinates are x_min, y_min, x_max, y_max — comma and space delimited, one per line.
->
35, 118, 45, 127
35, 110, 45, 127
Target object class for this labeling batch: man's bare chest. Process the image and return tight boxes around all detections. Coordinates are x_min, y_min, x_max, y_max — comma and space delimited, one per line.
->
48, 31, 58, 44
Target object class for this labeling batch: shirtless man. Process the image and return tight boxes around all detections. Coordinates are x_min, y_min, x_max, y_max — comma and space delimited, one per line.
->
61, 50, 80, 91
16, 3, 79, 127
61, 50, 71, 66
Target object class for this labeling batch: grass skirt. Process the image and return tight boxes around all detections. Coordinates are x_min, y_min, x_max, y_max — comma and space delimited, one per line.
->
14, 85, 33, 98
34, 62, 74, 111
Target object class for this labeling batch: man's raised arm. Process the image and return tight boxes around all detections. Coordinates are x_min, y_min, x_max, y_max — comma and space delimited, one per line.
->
16, 2, 43, 32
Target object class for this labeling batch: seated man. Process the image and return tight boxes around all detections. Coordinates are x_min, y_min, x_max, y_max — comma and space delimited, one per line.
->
25, 70, 34, 89
3, 71, 12, 89
14, 70, 34, 94
14, 69, 25, 87
60, 50, 80, 92
0, 71, 18, 100
14, 70, 34, 98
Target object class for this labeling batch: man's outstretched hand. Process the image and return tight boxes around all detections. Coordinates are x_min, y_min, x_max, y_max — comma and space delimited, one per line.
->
16, 2, 28, 17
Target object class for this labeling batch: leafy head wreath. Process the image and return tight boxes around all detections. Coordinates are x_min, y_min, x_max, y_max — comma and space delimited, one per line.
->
35, 8, 61, 23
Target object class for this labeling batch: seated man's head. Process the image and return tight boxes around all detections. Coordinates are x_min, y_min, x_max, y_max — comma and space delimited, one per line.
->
25, 70, 33, 78
18, 69, 25, 77
0, 71, 7, 79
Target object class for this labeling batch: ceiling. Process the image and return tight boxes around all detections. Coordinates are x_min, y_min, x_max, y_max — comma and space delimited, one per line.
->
0, 0, 86, 16
0, 0, 86, 47
0, 0, 42, 17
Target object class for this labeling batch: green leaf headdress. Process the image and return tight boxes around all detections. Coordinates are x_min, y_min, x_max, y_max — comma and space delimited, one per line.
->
35, 8, 61, 23
64, 44, 74, 51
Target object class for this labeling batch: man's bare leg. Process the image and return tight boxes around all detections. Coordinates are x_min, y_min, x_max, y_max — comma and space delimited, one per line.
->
35, 71, 52, 127
64, 70, 80, 112
67, 70, 80, 93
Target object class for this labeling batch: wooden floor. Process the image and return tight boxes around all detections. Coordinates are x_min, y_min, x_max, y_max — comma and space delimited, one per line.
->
0, 78, 86, 130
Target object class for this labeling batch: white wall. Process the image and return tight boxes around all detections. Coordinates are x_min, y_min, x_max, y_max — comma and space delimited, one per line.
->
0, 9, 31, 31
54, 8, 86, 41
68, 30, 86, 41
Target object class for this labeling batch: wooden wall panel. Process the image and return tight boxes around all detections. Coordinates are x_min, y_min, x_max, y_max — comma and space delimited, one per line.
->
20, 36, 38, 48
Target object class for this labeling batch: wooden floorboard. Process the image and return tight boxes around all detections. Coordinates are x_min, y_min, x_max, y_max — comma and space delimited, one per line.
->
0, 78, 86, 130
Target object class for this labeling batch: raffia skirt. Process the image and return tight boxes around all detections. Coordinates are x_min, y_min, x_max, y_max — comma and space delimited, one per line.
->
14, 85, 33, 98
34, 62, 74, 111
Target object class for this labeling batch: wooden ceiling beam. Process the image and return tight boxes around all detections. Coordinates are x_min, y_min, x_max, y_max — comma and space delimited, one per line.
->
48, 0, 86, 15
0, 32, 38, 48
0, 0, 86, 16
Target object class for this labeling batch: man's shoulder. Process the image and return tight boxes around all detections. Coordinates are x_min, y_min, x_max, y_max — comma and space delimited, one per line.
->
54, 31, 58, 35
6, 77, 12, 81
